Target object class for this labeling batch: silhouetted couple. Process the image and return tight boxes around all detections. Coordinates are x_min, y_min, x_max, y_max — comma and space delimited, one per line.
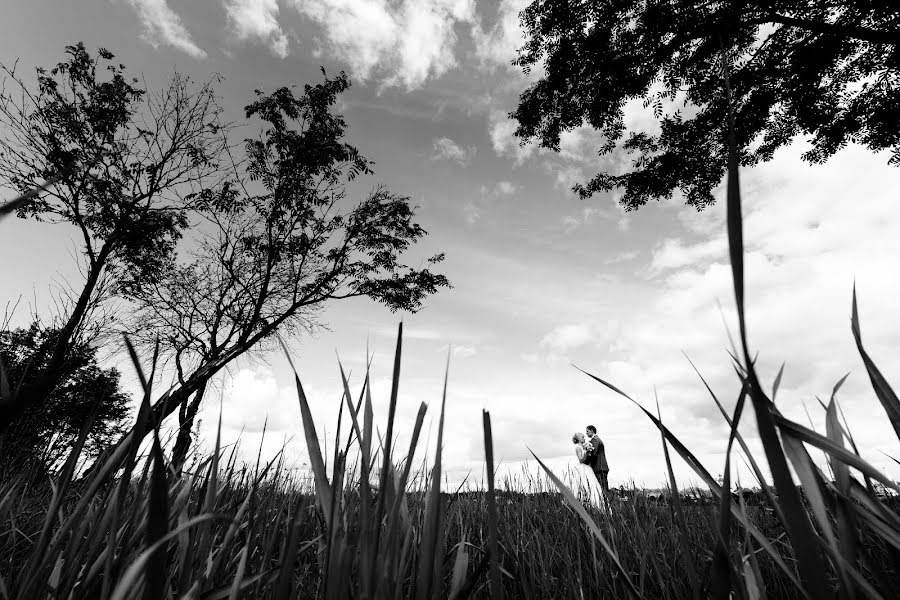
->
572, 425, 610, 501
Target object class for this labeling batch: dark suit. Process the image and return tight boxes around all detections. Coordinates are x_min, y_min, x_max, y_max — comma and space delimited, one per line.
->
587, 434, 609, 498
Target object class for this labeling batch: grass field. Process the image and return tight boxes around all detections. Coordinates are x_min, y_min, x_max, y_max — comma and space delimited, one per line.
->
2, 313, 900, 600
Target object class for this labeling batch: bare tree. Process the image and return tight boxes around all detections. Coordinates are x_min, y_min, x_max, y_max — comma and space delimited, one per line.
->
0, 43, 229, 428
121, 71, 449, 471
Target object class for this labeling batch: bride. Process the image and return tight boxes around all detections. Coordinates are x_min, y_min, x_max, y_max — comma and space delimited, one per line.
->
572, 432, 607, 510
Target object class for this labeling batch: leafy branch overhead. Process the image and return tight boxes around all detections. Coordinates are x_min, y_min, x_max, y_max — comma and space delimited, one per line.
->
512, 0, 900, 211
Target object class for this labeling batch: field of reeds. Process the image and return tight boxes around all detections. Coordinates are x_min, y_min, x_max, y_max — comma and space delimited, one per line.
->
3, 289, 900, 600
4, 62, 900, 600
2, 309, 900, 600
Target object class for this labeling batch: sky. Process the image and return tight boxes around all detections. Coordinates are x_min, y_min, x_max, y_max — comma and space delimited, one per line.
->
2, 0, 900, 490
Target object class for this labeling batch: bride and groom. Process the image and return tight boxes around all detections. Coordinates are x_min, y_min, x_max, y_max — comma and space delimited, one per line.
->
572, 425, 610, 506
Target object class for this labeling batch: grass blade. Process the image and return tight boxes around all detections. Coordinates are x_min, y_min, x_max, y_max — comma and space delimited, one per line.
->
772, 362, 785, 403
279, 336, 333, 529
227, 543, 249, 600
774, 413, 900, 491
781, 431, 850, 598
483, 410, 501, 600
449, 534, 470, 600
197, 393, 224, 577
0, 173, 61, 220
710, 379, 747, 600
826, 394, 859, 578
684, 354, 787, 525
0, 354, 10, 403
274, 498, 309, 600
416, 351, 449, 600
655, 395, 701, 600
389, 402, 428, 527
851, 285, 900, 443
338, 359, 368, 475
710, 458, 733, 600
720, 43, 830, 598
740, 492, 767, 600
20, 393, 101, 595
369, 322, 404, 595
109, 515, 214, 600
145, 417, 170, 600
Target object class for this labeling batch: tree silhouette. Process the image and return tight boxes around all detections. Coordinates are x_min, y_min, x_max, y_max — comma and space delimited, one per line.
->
0, 322, 130, 468
0, 42, 229, 428
121, 70, 449, 470
512, 0, 900, 211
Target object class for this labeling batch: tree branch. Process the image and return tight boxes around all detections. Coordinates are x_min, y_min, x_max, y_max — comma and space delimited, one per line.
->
760, 13, 900, 46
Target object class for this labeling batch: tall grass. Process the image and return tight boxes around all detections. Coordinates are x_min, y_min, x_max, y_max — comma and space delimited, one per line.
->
3, 49, 900, 600
3, 303, 900, 599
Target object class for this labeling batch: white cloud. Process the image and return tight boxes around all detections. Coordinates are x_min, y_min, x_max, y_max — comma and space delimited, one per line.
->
604, 250, 639, 265
470, 0, 530, 70
471, 1, 554, 174
462, 180, 519, 223
561, 201, 630, 233
372, 324, 450, 342
496, 180, 516, 195
224, 0, 290, 58
538, 321, 622, 363
649, 238, 725, 274
521, 352, 539, 364
215, 368, 301, 432
490, 113, 621, 196
463, 201, 481, 224
394, 0, 474, 88
294, 0, 397, 80
562, 207, 602, 232
185, 365, 366, 473
291, 0, 475, 89
444, 344, 477, 359
431, 137, 476, 166
128, 0, 207, 58
558, 126, 606, 163
551, 164, 586, 191
488, 109, 536, 165
540, 323, 597, 353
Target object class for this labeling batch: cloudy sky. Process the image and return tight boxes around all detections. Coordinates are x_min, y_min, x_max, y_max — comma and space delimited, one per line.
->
3, 0, 900, 489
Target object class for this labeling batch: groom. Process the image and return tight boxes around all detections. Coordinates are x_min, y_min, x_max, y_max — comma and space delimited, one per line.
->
585, 425, 610, 499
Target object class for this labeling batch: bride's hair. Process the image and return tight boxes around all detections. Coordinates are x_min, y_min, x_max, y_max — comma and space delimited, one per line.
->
572, 432, 585, 444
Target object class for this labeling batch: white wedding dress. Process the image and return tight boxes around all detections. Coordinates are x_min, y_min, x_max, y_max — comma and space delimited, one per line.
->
574, 446, 608, 511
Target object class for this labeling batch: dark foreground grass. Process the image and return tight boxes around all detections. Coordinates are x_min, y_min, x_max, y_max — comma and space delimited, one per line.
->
7, 448, 897, 600
3, 327, 900, 600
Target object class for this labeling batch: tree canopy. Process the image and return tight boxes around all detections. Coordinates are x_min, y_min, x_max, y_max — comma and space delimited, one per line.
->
512, 0, 900, 211
121, 71, 449, 469
0, 322, 130, 466
0, 43, 228, 426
